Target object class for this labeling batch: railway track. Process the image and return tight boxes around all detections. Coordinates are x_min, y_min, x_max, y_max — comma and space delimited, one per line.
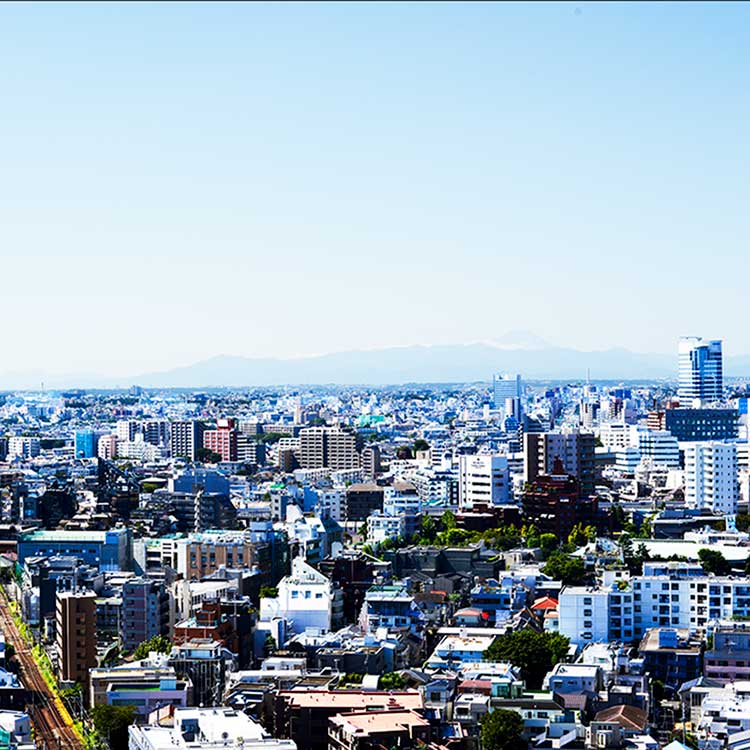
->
0, 590, 83, 750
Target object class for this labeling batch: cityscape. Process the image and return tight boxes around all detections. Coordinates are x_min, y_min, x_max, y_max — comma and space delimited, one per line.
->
0, 336, 747, 750
2, 3, 750, 750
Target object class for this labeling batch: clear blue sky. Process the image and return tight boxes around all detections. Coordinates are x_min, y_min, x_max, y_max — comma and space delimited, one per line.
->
1, 2, 748, 376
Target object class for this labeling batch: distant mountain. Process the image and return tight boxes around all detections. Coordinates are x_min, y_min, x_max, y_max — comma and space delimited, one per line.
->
5, 336, 750, 390
121, 343, 680, 387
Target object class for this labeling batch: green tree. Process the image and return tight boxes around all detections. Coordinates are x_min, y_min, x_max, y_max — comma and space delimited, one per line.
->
259, 586, 278, 599
737, 513, 750, 533
132, 635, 172, 660
698, 548, 731, 576
542, 551, 585, 585
480, 708, 526, 750
196, 447, 222, 464
379, 672, 406, 690
413, 439, 430, 453
484, 631, 570, 690
440, 510, 456, 530
539, 533, 558, 557
91, 705, 137, 750
263, 634, 277, 659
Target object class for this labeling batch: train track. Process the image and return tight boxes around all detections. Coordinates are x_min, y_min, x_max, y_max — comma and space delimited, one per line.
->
0, 590, 83, 750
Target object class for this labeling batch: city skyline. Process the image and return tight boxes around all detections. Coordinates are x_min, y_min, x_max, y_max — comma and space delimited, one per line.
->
2, 3, 750, 373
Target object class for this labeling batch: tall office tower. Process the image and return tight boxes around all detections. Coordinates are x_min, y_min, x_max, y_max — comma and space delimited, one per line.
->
142, 420, 170, 447
524, 429, 596, 498
56, 590, 98, 684
171, 421, 206, 461
493, 373, 524, 420
120, 578, 171, 652
116, 420, 139, 443
203, 418, 238, 462
458, 454, 510, 508
684, 441, 738, 514
678, 337, 723, 404
297, 427, 360, 470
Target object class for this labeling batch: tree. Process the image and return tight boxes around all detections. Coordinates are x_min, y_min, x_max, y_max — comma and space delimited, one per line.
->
379, 672, 406, 690
91, 705, 137, 750
196, 447, 222, 464
259, 586, 278, 599
132, 635, 172, 660
413, 439, 430, 453
699, 548, 731, 576
484, 630, 570, 690
737, 513, 750, 533
542, 551, 585, 585
440, 510, 456, 530
539, 534, 558, 557
480, 707, 526, 750
263, 634, 277, 658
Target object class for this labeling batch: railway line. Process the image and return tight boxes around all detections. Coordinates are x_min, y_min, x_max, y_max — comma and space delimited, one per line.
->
0, 589, 83, 750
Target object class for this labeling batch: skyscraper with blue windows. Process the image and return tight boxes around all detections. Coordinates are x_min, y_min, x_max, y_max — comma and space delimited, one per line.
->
678, 337, 723, 404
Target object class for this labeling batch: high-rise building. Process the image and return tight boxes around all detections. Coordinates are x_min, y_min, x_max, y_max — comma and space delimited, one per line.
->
493, 373, 523, 420
678, 337, 723, 404
74, 429, 97, 459
684, 441, 738, 514
115, 420, 138, 443
298, 427, 360, 470
203, 419, 238, 462
142, 420, 170, 447
171, 421, 205, 461
120, 578, 171, 652
97, 434, 118, 460
56, 590, 97, 684
458, 454, 510, 508
524, 430, 596, 498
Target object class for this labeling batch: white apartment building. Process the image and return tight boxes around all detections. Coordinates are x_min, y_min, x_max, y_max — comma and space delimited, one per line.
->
685, 441, 738, 514
97, 434, 118, 460
558, 585, 633, 646
559, 563, 750, 643
259, 557, 334, 636
383, 487, 423, 516
7, 437, 40, 460
116, 420, 138, 443
599, 423, 631, 450
315, 489, 346, 522
367, 511, 406, 544
458, 454, 510, 508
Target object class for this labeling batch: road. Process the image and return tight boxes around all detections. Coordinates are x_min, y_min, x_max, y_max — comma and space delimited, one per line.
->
0, 589, 84, 750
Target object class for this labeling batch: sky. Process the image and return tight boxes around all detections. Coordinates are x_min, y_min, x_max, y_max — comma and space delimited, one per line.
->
1, 1, 749, 376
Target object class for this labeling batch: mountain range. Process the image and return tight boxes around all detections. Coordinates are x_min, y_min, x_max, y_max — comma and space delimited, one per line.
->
4, 331, 750, 390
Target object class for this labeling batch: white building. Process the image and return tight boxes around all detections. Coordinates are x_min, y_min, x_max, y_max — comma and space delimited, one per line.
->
128, 707, 295, 750
599, 423, 631, 450
367, 511, 406, 544
97, 434, 118, 460
259, 557, 334, 636
7, 437, 40, 460
458, 454, 510, 508
685, 441, 738, 514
